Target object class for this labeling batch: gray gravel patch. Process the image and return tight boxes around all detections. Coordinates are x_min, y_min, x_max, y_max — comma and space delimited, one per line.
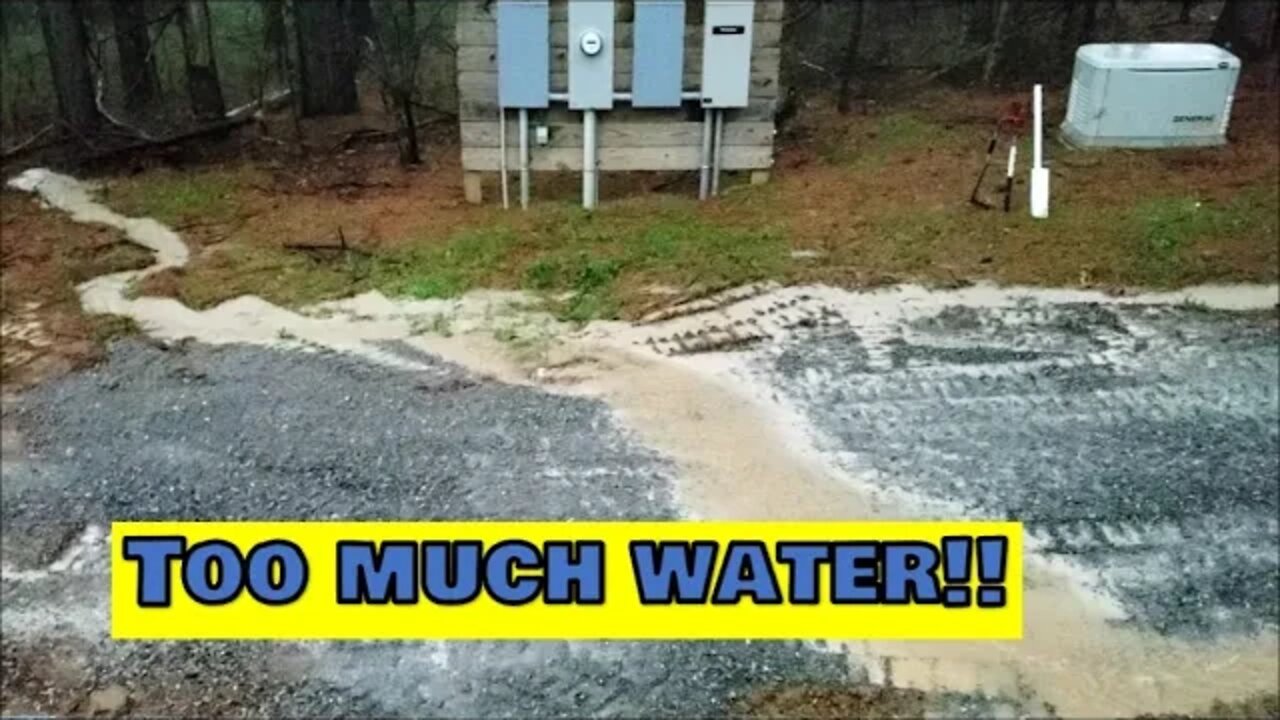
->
756, 302, 1280, 637
0, 340, 874, 718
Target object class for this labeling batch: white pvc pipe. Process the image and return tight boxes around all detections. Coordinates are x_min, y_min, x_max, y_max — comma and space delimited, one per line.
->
519, 108, 530, 210
711, 109, 725, 197
699, 108, 713, 200
1030, 83, 1050, 219
583, 109, 598, 209
1033, 84, 1044, 169
499, 107, 510, 210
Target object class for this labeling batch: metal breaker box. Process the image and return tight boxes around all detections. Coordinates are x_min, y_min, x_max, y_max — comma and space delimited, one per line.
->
700, 0, 754, 108
632, 0, 686, 108
568, 0, 615, 110
496, 0, 550, 108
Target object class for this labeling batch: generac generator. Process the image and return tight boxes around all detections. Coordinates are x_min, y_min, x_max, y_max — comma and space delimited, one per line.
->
1061, 43, 1241, 148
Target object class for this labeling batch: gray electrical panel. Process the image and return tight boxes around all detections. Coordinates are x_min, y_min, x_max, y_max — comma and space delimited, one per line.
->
701, 0, 754, 108
497, 0, 550, 108
632, 0, 685, 108
568, 0, 615, 110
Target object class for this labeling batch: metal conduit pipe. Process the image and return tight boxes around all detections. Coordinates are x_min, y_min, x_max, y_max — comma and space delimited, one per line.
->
499, 107, 511, 210
583, 109, 599, 209
519, 108, 530, 209
711, 109, 726, 197
539, 90, 709, 208
698, 107, 714, 200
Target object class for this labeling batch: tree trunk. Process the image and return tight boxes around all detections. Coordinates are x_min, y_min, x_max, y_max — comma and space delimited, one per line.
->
178, 0, 226, 119
348, 0, 374, 39
1212, 0, 1274, 60
836, 0, 865, 114
1079, 0, 1098, 46
1179, 0, 1194, 24
982, 0, 1011, 84
263, 0, 289, 82
111, 0, 159, 111
294, 0, 359, 116
38, 0, 100, 134
397, 91, 420, 165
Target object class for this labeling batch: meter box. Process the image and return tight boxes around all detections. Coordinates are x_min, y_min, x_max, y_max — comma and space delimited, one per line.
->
632, 0, 686, 108
700, 0, 754, 108
496, 0, 550, 108
568, 0, 615, 110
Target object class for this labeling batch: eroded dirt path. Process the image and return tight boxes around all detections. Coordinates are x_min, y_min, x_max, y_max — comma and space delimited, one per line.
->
4, 168, 1278, 717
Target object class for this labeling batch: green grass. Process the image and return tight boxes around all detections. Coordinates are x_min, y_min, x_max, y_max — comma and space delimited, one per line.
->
364, 203, 787, 322
133, 200, 787, 323
1126, 185, 1278, 283
87, 314, 142, 344
105, 168, 255, 228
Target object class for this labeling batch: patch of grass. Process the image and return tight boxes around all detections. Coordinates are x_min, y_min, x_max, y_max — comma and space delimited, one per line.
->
409, 313, 453, 337
64, 242, 155, 284
105, 167, 256, 228
372, 227, 514, 299
820, 112, 958, 168
1125, 187, 1278, 285
87, 314, 141, 344
358, 203, 787, 322
132, 243, 367, 309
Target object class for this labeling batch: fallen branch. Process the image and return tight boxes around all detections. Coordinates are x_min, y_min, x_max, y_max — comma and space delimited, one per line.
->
283, 227, 370, 258
79, 89, 293, 164
1, 124, 56, 160
95, 76, 157, 142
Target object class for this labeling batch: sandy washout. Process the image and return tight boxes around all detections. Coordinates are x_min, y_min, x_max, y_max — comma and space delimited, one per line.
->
7, 167, 1279, 716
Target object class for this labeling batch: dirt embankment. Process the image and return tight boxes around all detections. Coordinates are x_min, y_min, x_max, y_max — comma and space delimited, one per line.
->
1, 192, 152, 392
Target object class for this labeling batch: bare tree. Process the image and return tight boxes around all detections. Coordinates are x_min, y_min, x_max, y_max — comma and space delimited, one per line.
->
363, 0, 452, 165
295, 0, 359, 116
836, 0, 866, 114
111, 0, 159, 111
982, 0, 1011, 84
38, 0, 101, 134
178, 0, 226, 119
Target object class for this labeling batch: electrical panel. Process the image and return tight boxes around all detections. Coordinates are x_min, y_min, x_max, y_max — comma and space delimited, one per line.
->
632, 0, 686, 108
496, 0, 550, 108
568, 0, 615, 110
701, 0, 754, 108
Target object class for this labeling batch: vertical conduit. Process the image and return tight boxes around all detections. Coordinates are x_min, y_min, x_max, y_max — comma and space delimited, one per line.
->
711, 109, 726, 197
699, 107, 713, 200
499, 107, 511, 210
583, 109, 598, 209
519, 108, 530, 209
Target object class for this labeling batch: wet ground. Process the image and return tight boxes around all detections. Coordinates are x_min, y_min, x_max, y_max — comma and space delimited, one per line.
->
2, 169, 1277, 717
3, 298, 1276, 717
750, 300, 1279, 637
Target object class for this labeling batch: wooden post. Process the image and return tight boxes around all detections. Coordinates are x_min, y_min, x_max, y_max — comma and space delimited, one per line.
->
463, 173, 484, 204
750, 170, 771, 186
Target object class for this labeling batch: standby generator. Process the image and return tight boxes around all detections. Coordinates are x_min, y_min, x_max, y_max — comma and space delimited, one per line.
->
1061, 43, 1241, 149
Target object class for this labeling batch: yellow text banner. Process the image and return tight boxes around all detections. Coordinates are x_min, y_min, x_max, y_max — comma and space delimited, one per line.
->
111, 521, 1022, 640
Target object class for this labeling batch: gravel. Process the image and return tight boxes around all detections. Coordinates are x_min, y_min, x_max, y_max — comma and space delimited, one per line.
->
756, 302, 1280, 637
0, 339, 869, 718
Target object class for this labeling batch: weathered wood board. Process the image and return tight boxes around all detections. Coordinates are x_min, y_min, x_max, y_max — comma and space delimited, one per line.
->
455, 0, 784, 185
